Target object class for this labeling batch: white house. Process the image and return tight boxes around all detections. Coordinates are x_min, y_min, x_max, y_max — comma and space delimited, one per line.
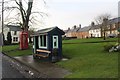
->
89, 25, 101, 38
3, 25, 21, 43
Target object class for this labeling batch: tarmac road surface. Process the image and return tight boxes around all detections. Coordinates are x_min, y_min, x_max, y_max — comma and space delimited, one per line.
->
2, 53, 25, 78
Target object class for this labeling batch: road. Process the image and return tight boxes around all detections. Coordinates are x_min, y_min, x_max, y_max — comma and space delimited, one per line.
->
0, 53, 2, 79
2, 53, 25, 78
0, 33, 25, 78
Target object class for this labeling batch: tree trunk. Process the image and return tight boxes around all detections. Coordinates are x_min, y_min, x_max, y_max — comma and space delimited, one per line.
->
110, 24, 112, 34
103, 31, 106, 40
100, 26, 103, 38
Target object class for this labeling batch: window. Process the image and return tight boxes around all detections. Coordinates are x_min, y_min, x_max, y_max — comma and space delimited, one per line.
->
39, 35, 47, 48
14, 31, 17, 35
53, 36, 58, 48
13, 37, 18, 42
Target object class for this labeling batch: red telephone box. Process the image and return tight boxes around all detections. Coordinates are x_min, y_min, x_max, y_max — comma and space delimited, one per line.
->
20, 31, 28, 50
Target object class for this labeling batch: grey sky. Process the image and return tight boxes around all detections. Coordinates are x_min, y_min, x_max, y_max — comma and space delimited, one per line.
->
44, 0, 119, 30
0, 0, 120, 30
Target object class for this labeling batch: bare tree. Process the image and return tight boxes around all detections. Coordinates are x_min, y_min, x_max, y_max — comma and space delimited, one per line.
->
1, 0, 47, 48
28, 28, 36, 43
95, 13, 111, 40
2, 0, 47, 29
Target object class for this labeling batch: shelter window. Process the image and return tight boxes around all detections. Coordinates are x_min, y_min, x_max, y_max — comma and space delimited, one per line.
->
39, 35, 47, 48
53, 36, 58, 48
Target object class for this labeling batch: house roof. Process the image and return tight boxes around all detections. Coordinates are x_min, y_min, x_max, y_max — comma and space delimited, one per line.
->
32, 26, 65, 36
71, 27, 81, 32
64, 30, 69, 33
5, 25, 21, 31
108, 17, 120, 24
78, 26, 91, 32
66, 27, 81, 33
89, 17, 120, 30
89, 25, 101, 30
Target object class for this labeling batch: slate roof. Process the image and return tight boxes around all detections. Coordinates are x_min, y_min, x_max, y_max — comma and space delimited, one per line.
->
64, 30, 69, 33
66, 29, 72, 33
78, 26, 91, 32
89, 17, 120, 30
71, 27, 81, 32
5, 25, 21, 31
37, 27, 56, 34
108, 17, 120, 24
89, 25, 101, 30
65, 27, 81, 33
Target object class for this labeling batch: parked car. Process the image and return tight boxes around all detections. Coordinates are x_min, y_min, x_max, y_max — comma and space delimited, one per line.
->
107, 34, 117, 38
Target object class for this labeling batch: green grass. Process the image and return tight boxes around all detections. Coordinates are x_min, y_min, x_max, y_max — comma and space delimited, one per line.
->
2, 44, 33, 57
63, 38, 118, 43
56, 39, 118, 78
2, 45, 19, 52
2, 38, 118, 78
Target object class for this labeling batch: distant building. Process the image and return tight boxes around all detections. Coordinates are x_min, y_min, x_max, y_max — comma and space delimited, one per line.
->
64, 17, 120, 39
104, 17, 120, 37
63, 28, 70, 37
65, 25, 81, 38
3, 25, 21, 43
89, 22, 101, 38
77, 26, 91, 39
65, 28, 73, 37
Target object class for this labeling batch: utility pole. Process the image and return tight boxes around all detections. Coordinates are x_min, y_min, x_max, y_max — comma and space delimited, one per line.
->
1, 0, 4, 46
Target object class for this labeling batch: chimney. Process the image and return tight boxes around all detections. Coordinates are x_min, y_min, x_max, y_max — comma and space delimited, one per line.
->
91, 22, 95, 26
103, 18, 108, 23
79, 24, 81, 28
68, 27, 70, 30
73, 25, 77, 29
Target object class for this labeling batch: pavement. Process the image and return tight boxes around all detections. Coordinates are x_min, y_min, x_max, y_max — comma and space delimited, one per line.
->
15, 55, 71, 78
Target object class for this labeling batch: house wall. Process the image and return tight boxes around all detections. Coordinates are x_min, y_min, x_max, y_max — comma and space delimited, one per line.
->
71, 32, 77, 37
102, 23, 119, 37
65, 32, 73, 37
11, 31, 20, 43
3, 27, 20, 43
89, 29, 101, 37
77, 31, 89, 39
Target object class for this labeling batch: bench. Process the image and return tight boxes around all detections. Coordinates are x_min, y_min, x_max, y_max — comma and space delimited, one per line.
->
34, 49, 51, 58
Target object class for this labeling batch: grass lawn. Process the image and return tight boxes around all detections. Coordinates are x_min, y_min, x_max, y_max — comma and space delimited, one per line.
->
2, 44, 33, 57
63, 37, 118, 43
2, 38, 118, 78
57, 38, 118, 78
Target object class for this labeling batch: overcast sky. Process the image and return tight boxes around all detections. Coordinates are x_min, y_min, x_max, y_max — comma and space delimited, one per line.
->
0, 0, 120, 31
42, 0, 119, 30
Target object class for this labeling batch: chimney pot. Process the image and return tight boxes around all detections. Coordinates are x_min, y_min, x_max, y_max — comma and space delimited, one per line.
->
73, 25, 77, 29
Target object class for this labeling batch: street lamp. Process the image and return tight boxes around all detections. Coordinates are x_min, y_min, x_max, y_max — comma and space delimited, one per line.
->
1, 0, 4, 45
